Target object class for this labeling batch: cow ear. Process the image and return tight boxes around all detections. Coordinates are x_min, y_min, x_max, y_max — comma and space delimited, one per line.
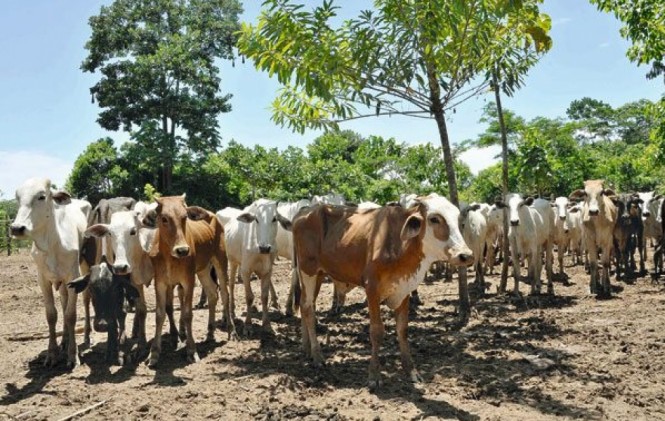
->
469, 203, 481, 212
52, 191, 72, 205
655, 194, 663, 200
385, 201, 400, 207
68, 274, 90, 294
85, 224, 110, 238
524, 196, 534, 206
401, 214, 423, 241
186, 206, 209, 221
237, 212, 256, 223
569, 189, 586, 200
276, 213, 292, 231
142, 209, 158, 228
569, 206, 580, 213
603, 188, 616, 196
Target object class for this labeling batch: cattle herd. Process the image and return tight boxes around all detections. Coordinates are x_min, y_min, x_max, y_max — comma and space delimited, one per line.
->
7, 176, 665, 389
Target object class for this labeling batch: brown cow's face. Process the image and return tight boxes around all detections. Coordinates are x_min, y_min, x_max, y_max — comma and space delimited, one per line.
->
418, 194, 473, 267
155, 195, 193, 258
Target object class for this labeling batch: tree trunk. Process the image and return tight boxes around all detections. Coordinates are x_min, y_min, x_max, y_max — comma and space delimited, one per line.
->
161, 116, 173, 194
427, 65, 468, 322
493, 72, 511, 294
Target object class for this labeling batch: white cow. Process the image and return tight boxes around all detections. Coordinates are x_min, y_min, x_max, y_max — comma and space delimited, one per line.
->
459, 204, 488, 290
10, 178, 91, 368
357, 201, 381, 209
496, 194, 554, 295
311, 193, 346, 206
484, 204, 505, 275
638, 191, 663, 258
566, 203, 585, 266
84, 204, 161, 359
552, 196, 572, 277
216, 199, 291, 334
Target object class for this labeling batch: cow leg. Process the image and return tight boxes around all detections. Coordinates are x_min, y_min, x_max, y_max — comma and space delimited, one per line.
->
227, 262, 238, 322
134, 285, 148, 351
180, 279, 200, 364
259, 270, 274, 333
39, 277, 59, 367
638, 230, 646, 274
546, 241, 554, 295
269, 280, 280, 311
213, 258, 237, 340
82, 288, 92, 348
177, 285, 186, 342
165, 286, 179, 346
148, 281, 168, 368
510, 237, 521, 294
395, 296, 421, 384
196, 267, 219, 342
366, 287, 385, 389
602, 244, 612, 297
586, 233, 599, 294
330, 280, 346, 315
299, 271, 323, 365
285, 268, 297, 317
241, 269, 255, 336
61, 282, 80, 369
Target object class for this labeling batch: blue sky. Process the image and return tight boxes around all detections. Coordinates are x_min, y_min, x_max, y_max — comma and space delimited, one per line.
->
0, 0, 662, 198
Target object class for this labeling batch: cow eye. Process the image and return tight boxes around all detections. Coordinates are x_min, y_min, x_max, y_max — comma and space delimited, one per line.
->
37, 195, 46, 201
428, 216, 439, 224
272, 217, 277, 223
129, 227, 137, 236
161, 216, 169, 224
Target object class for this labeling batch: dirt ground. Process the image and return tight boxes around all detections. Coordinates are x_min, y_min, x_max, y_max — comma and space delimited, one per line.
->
1, 250, 664, 421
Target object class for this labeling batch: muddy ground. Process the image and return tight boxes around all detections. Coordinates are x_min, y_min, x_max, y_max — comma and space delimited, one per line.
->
0, 250, 664, 420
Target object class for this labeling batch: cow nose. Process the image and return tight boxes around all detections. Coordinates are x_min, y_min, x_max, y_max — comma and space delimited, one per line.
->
644, 211, 651, 217
564, 229, 569, 234
559, 216, 566, 221
94, 318, 108, 333
9, 225, 26, 236
258, 245, 272, 254
174, 246, 190, 257
510, 220, 519, 226
113, 263, 130, 275
589, 209, 599, 216
458, 253, 472, 263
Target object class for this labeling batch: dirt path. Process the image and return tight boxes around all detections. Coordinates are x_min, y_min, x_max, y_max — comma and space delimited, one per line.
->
0, 251, 664, 420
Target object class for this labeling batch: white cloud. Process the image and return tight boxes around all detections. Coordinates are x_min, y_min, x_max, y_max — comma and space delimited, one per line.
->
0, 151, 72, 199
459, 146, 500, 175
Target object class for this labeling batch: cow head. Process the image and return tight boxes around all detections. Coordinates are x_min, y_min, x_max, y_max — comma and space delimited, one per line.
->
11, 178, 72, 239
237, 199, 291, 254
416, 193, 473, 267
569, 180, 615, 218
494, 193, 533, 227
86, 210, 154, 275
145, 195, 208, 258
553, 197, 569, 222
458, 203, 481, 231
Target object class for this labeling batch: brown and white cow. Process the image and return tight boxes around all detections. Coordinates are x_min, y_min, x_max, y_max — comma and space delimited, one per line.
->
143, 195, 234, 367
570, 180, 618, 297
10, 177, 92, 368
291, 193, 472, 388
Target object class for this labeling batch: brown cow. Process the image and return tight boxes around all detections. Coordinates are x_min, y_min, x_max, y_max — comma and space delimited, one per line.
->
292, 193, 472, 388
570, 180, 618, 297
144, 195, 234, 367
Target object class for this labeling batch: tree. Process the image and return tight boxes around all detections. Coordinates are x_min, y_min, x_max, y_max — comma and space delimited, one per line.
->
590, 0, 665, 82
82, 0, 242, 193
66, 138, 128, 204
238, 0, 550, 206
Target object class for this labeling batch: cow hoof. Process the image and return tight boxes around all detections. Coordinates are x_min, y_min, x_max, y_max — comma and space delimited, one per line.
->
147, 352, 160, 368
82, 336, 92, 349
285, 308, 294, 317
243, 324, 253, 337
66, 356, 80, 370
206, 332, 215, 343
227, 330, 239, 341
409, 369, 423, 384
43, 352, 59, 368
270, 300, 280, 311
187, 352, 200, 364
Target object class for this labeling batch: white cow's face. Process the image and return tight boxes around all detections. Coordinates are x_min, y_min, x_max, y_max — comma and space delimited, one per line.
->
11, 177, 71, 239
554, 197, 569, 221
311, 194, 345, 206
237, 199, 290, 254
496, 193, 533, 227
417, 193, 472, 266
569, 180, 615, 217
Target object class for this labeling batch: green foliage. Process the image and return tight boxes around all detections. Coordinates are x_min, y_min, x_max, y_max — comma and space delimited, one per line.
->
65, 138, 129, 204
143, 184, 161, 202
82, 0, 242, 193
590, 0, 665, 81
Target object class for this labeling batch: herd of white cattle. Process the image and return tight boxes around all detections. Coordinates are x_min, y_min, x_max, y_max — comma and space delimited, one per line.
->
7, 176, 663, 388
